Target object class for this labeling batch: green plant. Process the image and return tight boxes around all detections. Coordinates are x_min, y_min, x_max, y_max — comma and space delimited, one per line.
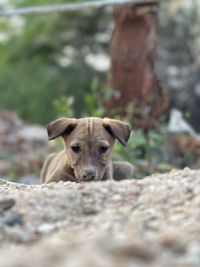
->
113, 129, 172, 178
53, 95, 75, 118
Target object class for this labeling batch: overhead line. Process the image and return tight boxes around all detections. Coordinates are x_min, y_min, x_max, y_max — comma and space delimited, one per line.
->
0, 0, 158, 17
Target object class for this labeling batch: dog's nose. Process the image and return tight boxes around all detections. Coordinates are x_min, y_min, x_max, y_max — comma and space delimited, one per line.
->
82, 169, 96, 180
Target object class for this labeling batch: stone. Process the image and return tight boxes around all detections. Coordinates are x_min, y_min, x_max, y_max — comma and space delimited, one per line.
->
1, 212, 23, 227
0, 198, 15, 213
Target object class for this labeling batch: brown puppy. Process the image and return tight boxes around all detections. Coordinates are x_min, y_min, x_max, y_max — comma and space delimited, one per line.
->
41, 117, 133, 183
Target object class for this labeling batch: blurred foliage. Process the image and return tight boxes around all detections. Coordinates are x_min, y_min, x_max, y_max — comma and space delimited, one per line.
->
0, 0, 112, 124
159, 0, 200, 66
158, 0, 200, 132
113, 129, 171, 178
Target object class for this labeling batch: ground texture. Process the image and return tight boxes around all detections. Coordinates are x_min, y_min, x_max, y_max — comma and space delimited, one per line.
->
0, 168, 200, 267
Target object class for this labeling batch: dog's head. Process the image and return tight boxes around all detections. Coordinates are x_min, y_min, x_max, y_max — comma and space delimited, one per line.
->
47, 117, 132, 182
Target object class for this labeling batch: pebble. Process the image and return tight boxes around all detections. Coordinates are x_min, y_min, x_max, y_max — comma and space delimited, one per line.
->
81, 205, 100, 215
0, 198, 15, 213
3, 226, 32, 243
1, 212, 23, 227
37, 223, 57, 234
110, 242, 156, 261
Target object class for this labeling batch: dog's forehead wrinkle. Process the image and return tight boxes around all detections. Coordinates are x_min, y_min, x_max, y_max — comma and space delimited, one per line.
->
88, 139, 110, 146
73, 118, 106, 139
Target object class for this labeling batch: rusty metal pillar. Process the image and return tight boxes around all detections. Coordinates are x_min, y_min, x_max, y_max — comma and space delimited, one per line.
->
107, 2, 168, 130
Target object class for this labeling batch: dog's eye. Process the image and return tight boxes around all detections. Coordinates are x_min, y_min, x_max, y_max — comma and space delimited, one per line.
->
99, 146, 109, 154
71, 146, 81, 153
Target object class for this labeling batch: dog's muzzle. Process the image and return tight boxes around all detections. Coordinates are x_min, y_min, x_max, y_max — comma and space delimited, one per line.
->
81, 168, 97, 181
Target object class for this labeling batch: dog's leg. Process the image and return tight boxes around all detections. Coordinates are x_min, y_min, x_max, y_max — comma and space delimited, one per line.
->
44, 170, 76, 184
113, 161, 134, 181
41, 151, 77, 184
40, 153, 57, 183
101, 162, 113, 180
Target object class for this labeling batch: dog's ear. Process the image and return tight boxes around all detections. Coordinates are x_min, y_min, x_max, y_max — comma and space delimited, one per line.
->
47, 118, 77, 140
102, 118, 132, 146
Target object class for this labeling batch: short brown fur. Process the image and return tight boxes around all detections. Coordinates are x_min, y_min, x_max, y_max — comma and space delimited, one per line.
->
41, 117, 133, 183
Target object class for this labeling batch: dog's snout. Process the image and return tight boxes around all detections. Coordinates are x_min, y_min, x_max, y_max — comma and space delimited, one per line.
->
82, 169, 96, 180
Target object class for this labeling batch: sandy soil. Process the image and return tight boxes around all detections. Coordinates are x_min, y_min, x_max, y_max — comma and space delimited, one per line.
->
0, 168, 200, 267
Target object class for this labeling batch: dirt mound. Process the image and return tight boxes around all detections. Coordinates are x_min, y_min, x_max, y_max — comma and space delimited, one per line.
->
0, 168, 200, 267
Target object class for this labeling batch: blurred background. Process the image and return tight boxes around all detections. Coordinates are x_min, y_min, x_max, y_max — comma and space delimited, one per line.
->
0, 0, 200, 183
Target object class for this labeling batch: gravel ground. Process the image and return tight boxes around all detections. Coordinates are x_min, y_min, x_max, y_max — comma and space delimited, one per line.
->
0, 168, 200, 267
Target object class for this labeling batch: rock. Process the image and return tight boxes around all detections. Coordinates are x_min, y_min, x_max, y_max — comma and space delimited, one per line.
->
81, 204, 100, 215
168, 109, 197, 137
37, 223, 57, 234
0, 161, 12, 176
1, 212, 23, 227
16, 125, 47, 143
108, 241, 156, 261
0, 111, 48, 178
0, 198, 15, 213
160, 233, 187, 254
1, 226, 33, 243
19, 174, 40, 185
